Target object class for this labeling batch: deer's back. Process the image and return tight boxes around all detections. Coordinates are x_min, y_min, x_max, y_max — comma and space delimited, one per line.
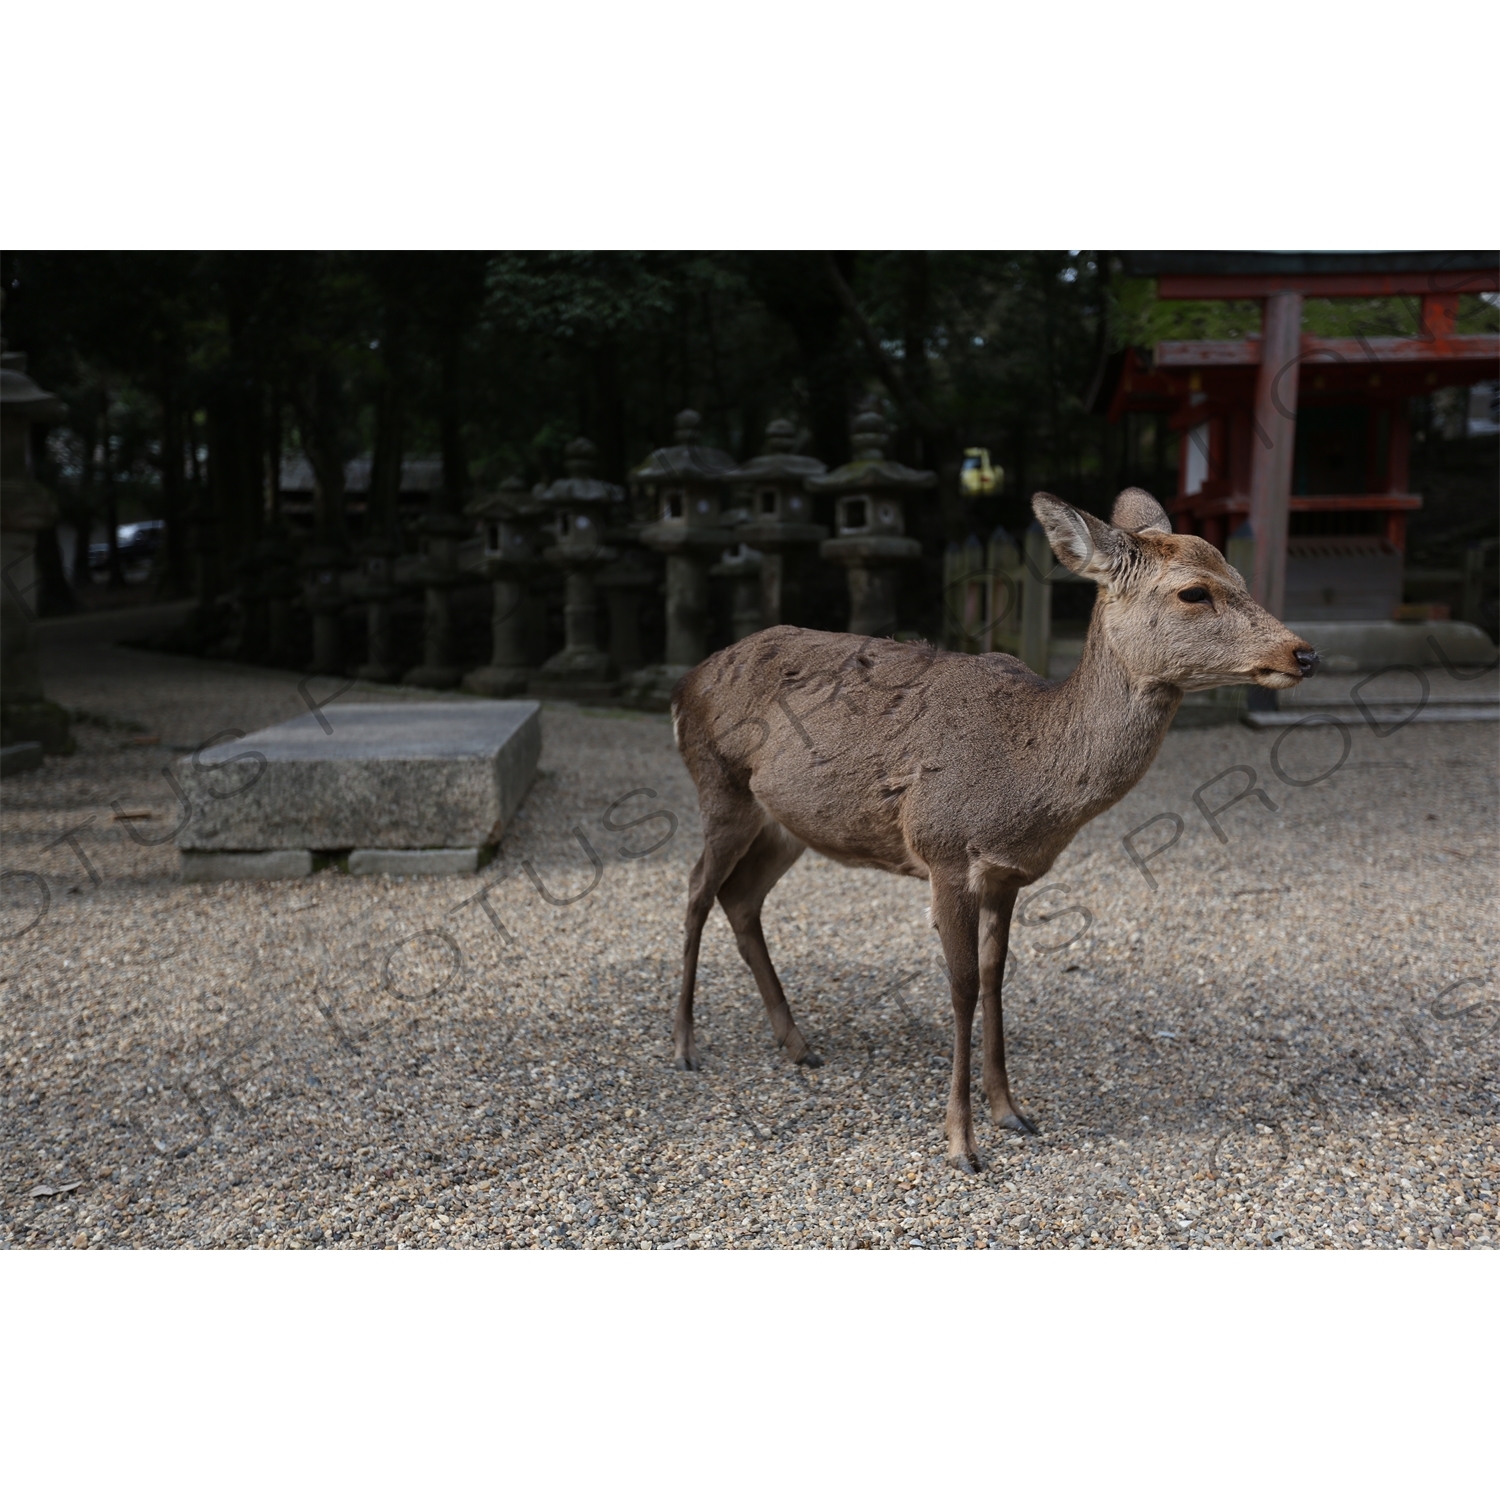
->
675, 626, 1065, 876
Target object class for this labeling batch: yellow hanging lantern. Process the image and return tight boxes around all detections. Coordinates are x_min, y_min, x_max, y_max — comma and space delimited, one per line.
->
959, 447, 1001, 497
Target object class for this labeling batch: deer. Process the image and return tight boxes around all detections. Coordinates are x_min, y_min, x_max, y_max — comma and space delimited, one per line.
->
669, 488, 1318, 1172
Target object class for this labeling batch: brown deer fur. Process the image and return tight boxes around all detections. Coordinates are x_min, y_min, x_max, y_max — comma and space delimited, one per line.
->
669, 489, 1316, 1171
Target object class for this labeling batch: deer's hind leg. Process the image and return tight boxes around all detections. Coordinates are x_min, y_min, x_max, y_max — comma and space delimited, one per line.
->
674, 790, 768, 1071
716, 821, 814, 1064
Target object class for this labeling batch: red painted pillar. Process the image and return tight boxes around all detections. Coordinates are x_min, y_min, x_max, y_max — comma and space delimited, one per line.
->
1248, 291, 1302, 618
1388, 405, 1411, 493
1420, 293, 1458, 342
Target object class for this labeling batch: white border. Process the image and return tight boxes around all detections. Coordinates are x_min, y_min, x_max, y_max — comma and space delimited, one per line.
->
3, 1251, 1493, 1493
7, 2, 1498, 247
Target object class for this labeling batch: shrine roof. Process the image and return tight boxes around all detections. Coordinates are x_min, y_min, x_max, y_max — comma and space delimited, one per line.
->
1120, 251, 1496, 278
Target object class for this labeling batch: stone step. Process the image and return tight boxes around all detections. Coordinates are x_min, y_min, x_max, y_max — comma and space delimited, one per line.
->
1245, 704, 1500, 728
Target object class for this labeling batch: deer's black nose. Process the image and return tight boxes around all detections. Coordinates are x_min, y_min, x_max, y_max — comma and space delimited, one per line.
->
1295, 648, 1319, 678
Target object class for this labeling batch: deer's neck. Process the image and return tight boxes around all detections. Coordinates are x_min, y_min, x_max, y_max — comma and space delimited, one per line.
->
1041, 604, 1181, 821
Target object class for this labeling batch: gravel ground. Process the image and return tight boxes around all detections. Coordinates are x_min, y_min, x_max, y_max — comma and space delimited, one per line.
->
2, 606, 1496, 1250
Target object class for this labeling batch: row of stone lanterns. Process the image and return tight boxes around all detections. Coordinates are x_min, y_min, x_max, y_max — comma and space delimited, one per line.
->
239, 404, 935, 701
452, 406, 935, 707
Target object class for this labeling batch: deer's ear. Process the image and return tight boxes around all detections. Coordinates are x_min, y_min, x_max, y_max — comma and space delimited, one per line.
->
1111, 487, 1172, 534
1032, 493, 1129, 583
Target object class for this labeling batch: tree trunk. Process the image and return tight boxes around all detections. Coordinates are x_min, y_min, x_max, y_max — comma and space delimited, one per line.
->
296, 367, 350, 549
439, 331, 468, 515
237, 370, 265, 557
156, 370, 191, 599
264, 383, 283, 527
368, 314, 406, 541
100, 387, 126, 589
823, 253, 964, 540
27, 423, 77, 615
748, 251, 852, 467
591, 336, 627, 484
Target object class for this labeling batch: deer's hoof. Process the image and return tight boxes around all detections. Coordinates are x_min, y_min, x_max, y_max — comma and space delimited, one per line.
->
673, 1054, 700, 1072
794, 1051, 823, 1069
948, 1151, 983, 1175
998, 1112, 1039, 1136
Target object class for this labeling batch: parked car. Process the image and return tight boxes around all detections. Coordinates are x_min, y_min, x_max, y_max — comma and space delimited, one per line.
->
88, 520, 165, 571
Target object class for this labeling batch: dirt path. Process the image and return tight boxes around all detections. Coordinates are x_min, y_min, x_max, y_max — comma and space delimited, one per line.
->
3, 609, 1496, 1249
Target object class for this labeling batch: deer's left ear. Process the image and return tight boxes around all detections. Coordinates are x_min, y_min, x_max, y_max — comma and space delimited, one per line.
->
1111, 487, 1172, 534
1032, 493, 1135, 584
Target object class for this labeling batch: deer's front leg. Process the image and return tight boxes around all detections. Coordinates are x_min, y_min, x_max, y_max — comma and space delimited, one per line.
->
930, 873, 982, 1174
979, 885, 1038, 1135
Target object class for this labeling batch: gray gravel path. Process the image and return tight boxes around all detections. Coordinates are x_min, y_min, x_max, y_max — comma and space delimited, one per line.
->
2, 607, 1496, 1250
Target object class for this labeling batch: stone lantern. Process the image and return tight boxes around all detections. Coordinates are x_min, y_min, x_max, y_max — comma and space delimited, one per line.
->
350, 528, 402, 682
630, 410, 736, 705
709, 543, 765, 640
596, 538, 658, 677
301, 538, 352, 676
532, 438, 621, 695
402, 508, 471, 689
811, 409, 934, 638
259, 524, 300, 665
724, 416, 828, 627
462, 475, 546, 696
1, 351, 73, 755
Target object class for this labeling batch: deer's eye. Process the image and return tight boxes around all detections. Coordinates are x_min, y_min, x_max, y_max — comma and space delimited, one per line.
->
1178, 587, 1211, 604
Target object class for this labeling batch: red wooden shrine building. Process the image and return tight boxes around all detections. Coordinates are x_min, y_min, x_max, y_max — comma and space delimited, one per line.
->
1101, 252, 1498, 622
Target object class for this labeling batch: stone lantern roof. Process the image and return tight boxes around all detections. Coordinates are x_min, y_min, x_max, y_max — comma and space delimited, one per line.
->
462, 474, 544, 578
1, 353, 67, 423
728, 417, 828, 556
541, 439, 620, 566
806, 410, 936, 496
543, 438, 626, 508
1, 352, 66, 534
467, 473, 548, 523
722, 418, 826, 485
630, 409, 735, 486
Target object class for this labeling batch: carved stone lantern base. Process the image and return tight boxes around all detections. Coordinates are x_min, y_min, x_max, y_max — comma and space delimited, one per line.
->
623, 533, 733, 712
462, 663, 532, 697
710, 544, 764, 641
0, 699, 73, 755
404, 663, 464, 690
621, 660, 693, 713
529, 560, 619, 700
820, 535, 922, 639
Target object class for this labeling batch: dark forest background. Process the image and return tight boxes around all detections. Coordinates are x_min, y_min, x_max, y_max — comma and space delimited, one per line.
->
4, 250, 1495, 645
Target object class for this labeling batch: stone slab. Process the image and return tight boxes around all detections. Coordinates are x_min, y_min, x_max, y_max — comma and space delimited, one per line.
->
175, 700, 540, 852
348, 847, 481, 876
180, 849, 313, 882
0, 741, 44, 777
